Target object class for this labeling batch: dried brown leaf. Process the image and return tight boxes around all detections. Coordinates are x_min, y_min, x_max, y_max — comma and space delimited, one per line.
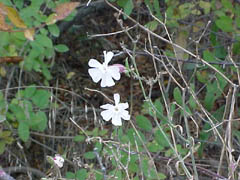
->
0, 13, 12, 31
24, 28, 35, 41
0, 2, 7, 15
7, 7, 27, 28
55, 2, 80, 21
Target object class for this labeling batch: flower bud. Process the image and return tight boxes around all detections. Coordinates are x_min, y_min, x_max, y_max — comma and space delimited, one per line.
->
111, 64, 126, 73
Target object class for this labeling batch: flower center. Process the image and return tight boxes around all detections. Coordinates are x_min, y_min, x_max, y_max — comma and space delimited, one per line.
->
101, 63, 108, 73
114, 106, 119, 112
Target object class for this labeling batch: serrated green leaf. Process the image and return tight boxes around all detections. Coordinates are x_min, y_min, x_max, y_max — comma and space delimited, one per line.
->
54, 44, 69, 52
32, 90, 50, 109
24, 86, 36, 98
31, 111, 47, 131
136, 115, 152, 132
9, 104, 26, 122
18, 122, 29, 142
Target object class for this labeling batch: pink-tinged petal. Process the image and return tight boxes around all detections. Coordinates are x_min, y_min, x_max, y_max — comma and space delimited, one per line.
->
114, 93, 120, 104
104, 51, 114, 64
108, 66, 120, 80
121, 110, 130, 120
118, 102, 129, 110
101, 110, 113, 121
88, 68, 102, 83
112, 115, 122, 126
111, 64, 126, 73
100, 104, 114, 110
88, 59, 102, 68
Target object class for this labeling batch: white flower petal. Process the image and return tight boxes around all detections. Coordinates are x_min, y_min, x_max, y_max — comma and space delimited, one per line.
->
101, 109, 113, 121
108, 66, 120, 80
100, 104, 114, 110
101, 74, 115, 87
121, 110, 130, 120
104, 51, 114, 64
112, 115, 122, 126
53, 154, 64, 168
88, 59, 102, 68
114, 94, 120, 104
118, 102, 129, 110
88, 68, 102, 83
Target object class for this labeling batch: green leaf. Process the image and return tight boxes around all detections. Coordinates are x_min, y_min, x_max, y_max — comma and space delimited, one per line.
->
158, 173, 167, 179
145, 20, 158, 31
127, 128, 146, 146
117, 0, 133, 18
204, 82, 217, 111
54, 44, 69, 52
83, 151, 96, 159
76, 169, 87, 180
95, 172, 103, 180
42, 67, 52, 80
196, 71, 208, 83
221, 0, 233, 10
30, 41, 44, 54
199, 1, 211, 14
31, 111, 47, 131
9, 104, 26, 122
147, 141, 164, 152
35, 34, 53, 48
66, 171, 75, 179
48, 24, 60, 37
24, 86, 36, 98
155, 129, 169, 148
136, 115, 152, 132
173, 87, 182, 105
1, 0, 12, 6
18, 122, 29, 142
215, 16, 233, 32
74, 135, 85, 142
32, 90, 50, 109
153, 0, 162, 18
0, 141, 6, 154
203, 50, 215, 62
129, 161, 138, 173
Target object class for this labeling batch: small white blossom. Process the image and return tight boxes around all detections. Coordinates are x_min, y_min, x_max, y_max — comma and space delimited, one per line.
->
100, 93, 130, 126
88, 51, 121, 87
53, 154, 64, 168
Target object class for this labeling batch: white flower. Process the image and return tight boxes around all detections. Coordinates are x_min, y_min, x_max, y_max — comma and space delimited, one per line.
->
100, 93, 130, 126
53, 154, 64, 168
88, 51, 121, 87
